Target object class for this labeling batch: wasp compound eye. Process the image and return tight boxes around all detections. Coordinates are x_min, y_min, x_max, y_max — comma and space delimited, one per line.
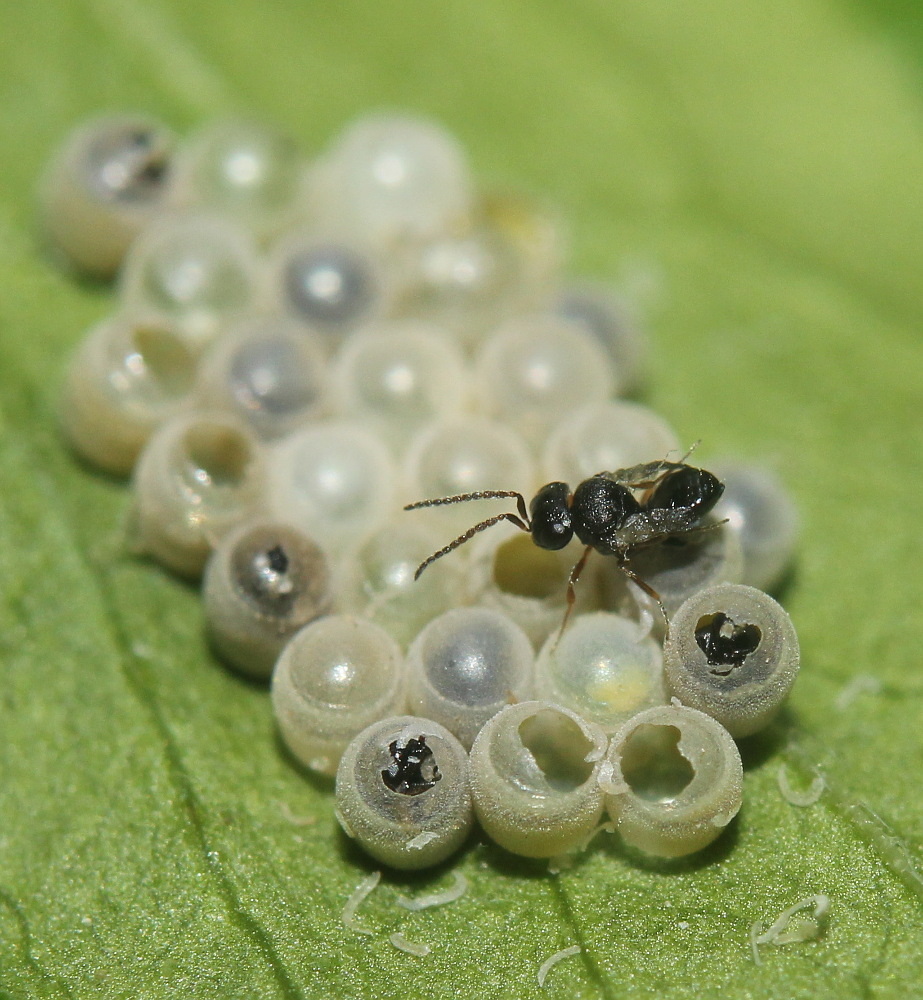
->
469, 701, 608, 858
203, 519, 332, 679
662, 583, 800, 738
272, 617, 406, 776
601, 703, 743, 858
406, 607, 534, 749
335, 716, 473, 870
529, 481, 574, 551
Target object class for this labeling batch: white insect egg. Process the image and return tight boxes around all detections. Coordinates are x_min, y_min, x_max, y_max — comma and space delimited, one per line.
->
39, 113, 176, 278
398, 199, 547, 348
62, 312, 197, 476
475, 316, 614, 449
540, 399, 682, 487
552, 282, 647, 396
130, 411, 267, 578
335, 518, 468, 647
405, 607, 534, 749
264, 229, 392, 345
711, 461, 799, 593
272, 615, 407, 776
466, 523, 600, 647
662, 583, 800, 738
119, 211, 260, 346
602, 703, 743, 858
469, 701, 608, 858
169, 117, 302, 240
403, 417, 535, 533
331, 321, 469, 449
268, 420, 396, 556
477, 188, 566, 297
194, 316, 329, 439
313, 114, 473, 248
203, 519, 332, 679
534, 612, 666, 733
335, 715, 474, 870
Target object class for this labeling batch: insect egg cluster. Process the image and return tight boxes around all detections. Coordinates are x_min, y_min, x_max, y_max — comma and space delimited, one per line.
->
47, 111, 801, 869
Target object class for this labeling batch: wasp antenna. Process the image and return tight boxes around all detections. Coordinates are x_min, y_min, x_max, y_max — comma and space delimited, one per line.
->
405, 490, 528, 516
413, 511, 531, 580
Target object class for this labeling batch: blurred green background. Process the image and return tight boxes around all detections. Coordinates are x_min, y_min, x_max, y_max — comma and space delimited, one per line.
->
1, 1, 922, 997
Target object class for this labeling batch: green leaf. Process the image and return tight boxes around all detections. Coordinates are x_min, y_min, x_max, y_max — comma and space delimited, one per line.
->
1, 1, 922, 997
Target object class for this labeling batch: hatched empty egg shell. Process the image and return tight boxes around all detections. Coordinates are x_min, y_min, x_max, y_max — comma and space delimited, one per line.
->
130, 410, 267, 578
601, 702, 743, 858
469, 701, 608, 858
61, 312, 198, 476
662, 583, 800, 737
335, 715, 473, 869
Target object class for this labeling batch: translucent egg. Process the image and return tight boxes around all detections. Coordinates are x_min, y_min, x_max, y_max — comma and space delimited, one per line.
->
405, 607, 534, 748
265, 231, 390, 344
335, 518, 467, 647
170, 117, 302, 240
331, 321, 468, 448
475, 317, 614, 448
541, 400, 682, 486
601, 703, 743, 858
195, 316, 329, 439
663, 583, 800, 737
335, 715, 473, 870
62, 313, 197, 475
131, 411, 267, 578
314, 114, 473, 247
203, 519, 332, 679
711, 461, 799, 593
272, 616, 406, 776
268, 421, 395, 555
535, 613, 665, 733
478, 189, 566, 295
467, 523, 600, 647
39, 114, 176, 278
403, 417, 534, 533
119, 212, 259, 346
469, 701, 608, 858
553, 282, 646, 396
396, 227, 530, 350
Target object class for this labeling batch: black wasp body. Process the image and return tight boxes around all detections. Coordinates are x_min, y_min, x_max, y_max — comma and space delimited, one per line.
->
405, 457, 725, 628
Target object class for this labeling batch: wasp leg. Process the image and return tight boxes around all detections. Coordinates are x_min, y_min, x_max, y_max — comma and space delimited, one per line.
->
618, 553, 670, 635
552, 544, 594, 648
